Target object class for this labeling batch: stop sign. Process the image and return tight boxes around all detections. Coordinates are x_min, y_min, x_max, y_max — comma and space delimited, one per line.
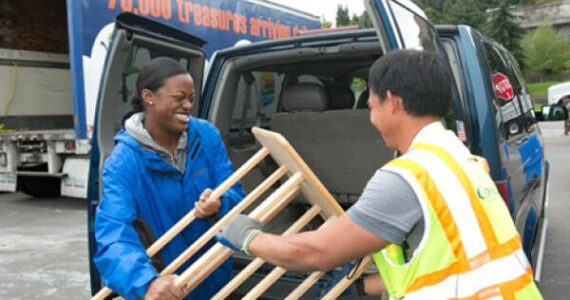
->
492, 72, 514, 101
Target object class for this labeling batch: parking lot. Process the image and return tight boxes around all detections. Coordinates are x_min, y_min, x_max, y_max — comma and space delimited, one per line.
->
0, 123, 568, 299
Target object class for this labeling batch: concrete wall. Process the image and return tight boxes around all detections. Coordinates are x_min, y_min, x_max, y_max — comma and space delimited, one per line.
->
513, 0, 570, 38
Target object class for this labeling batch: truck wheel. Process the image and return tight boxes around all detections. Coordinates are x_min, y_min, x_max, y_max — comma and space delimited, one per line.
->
17, 164, 61, 198
19, 176, 61, 198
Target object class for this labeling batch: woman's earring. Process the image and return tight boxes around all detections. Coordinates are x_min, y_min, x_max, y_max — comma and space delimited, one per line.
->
149, 101, 153, 106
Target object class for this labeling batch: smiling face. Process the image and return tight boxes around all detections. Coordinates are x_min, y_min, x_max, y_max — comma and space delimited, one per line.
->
143, 73, 194, 136
368, 89, 398, 150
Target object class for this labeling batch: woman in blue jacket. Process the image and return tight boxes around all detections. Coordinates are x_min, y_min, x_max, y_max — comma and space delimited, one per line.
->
94, 57, 245, 300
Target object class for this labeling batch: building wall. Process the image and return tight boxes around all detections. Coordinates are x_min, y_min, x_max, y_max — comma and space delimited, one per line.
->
514, 0, 570, 38
0, 0, 68, 53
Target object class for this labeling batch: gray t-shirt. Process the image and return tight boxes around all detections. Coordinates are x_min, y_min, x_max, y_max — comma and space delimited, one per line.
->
346, 169, 424, 259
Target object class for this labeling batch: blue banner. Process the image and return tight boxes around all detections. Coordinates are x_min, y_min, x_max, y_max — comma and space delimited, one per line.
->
81, 0, 320, 57
68, 0, 320, 139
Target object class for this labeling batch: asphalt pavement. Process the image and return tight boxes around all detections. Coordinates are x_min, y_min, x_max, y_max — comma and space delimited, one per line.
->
0, 193, 90, 299
537, 122, 570, 299
0, 122, 568, 299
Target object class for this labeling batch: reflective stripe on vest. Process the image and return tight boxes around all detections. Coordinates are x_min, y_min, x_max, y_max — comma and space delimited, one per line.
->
372, 131, 542, 299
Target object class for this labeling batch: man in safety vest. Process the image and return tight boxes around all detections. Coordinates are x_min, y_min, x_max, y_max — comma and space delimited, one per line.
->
217, 50, 543, 299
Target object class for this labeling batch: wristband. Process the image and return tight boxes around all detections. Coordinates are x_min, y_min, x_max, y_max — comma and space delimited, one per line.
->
241, 229, 261, 256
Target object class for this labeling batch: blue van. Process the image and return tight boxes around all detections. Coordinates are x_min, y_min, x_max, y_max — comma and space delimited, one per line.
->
88, 1, 556, 298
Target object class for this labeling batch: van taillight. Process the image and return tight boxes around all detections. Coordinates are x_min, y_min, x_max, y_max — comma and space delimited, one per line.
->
495, 180, 514, 215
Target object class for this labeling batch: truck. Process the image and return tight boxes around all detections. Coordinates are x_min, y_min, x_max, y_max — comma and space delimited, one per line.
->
89, 0, 563, 298
547, 81, 570, 105
0, 0, 320, 198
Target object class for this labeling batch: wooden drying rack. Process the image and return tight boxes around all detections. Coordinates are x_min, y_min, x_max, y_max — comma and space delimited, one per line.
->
91, 127, 373, 300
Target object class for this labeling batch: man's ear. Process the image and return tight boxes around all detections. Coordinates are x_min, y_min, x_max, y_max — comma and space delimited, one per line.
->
386, 91, 403, 114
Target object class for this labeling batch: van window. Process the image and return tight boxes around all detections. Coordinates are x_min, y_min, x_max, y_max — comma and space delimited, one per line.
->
481, 41, 526, 139
228, 71, 283, 146
502, 50, 537, 128
390, 1, 437, 51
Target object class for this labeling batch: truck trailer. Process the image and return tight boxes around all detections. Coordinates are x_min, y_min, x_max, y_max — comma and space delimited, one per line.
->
0, 0, 320, 198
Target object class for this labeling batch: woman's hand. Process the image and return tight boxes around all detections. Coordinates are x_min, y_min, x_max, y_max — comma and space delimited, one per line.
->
144, 275, 188, 300
194, 188, 221, 218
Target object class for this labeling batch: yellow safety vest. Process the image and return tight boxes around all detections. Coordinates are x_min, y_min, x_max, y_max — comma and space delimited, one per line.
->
373, 123, 542, 300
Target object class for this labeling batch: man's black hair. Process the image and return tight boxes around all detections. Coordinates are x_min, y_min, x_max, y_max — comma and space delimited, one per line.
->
131, 57, 188, 112
368, 50, 451, 118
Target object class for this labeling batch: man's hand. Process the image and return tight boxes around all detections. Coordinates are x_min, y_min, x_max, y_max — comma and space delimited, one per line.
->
216, 214, 262, 255
194, 188, 221, 218
144, 275, 188, 300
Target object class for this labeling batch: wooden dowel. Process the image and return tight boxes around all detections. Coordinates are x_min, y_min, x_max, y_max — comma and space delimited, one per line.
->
161, 165, 288, 275
89, 147, 269, 300
242, 214, 335, 300
90, 286, 112, 300
213, 205, 322, 300
284, 271, 325, 300
178, 185, 301, 294
175, 173, 304, 291
320, 255, 374, 300
205, 147, 270, 205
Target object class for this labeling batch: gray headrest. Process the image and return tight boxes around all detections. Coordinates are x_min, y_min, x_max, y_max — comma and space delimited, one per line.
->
327, 85, 355, 109
281, 83, 329, 112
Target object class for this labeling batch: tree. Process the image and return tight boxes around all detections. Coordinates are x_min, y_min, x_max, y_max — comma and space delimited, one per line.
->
442, 0, 485, 29
348, 11, 373, 28
413, 0, 445, 11
321, 16, 332, 29
484, 1, 524, 64
522, 22, 570, 77
336, 5, 350, 27
359, 11, 373, 28
350, 13, 360, 26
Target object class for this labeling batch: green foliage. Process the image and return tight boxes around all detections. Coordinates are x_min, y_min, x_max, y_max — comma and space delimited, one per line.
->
527, 81, 559, 95
412, 0, 557, 29
442, 0, 485, 28
421, 7, 444, 24
483, 1, 524, 64
522, 22, 570, 77
359, 11, 373, 28
336, 5, 351, 27
350, 11, 372, 28
527, 81, 559, 104
333, 4, 372, 28
321, 16, 332, 29
350, 14, 359, 25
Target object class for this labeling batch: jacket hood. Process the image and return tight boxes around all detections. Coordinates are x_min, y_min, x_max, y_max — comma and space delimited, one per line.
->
114, 116, 198, 173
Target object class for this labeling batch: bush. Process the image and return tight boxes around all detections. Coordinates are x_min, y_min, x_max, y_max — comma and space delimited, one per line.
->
522, 22, 570, 79
527, 81, 559, 104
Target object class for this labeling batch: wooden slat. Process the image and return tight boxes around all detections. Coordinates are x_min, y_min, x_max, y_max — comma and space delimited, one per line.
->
175, 172, 304, 291
89, 147, 270, 300
243, 216, 337, 300
321, 255, 374, 300
284, 271, 325, 300
161, 165, 288, 275
213, 205, 322, 300
252, 127, 344, 219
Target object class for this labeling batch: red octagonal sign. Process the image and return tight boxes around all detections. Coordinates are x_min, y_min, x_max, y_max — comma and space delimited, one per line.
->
492, 72, 514, 101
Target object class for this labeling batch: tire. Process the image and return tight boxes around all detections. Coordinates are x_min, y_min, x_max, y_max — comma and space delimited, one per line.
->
17, 164, 61, 198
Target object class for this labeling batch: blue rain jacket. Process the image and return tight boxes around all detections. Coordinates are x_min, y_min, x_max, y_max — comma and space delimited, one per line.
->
94, 117, 245, 299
